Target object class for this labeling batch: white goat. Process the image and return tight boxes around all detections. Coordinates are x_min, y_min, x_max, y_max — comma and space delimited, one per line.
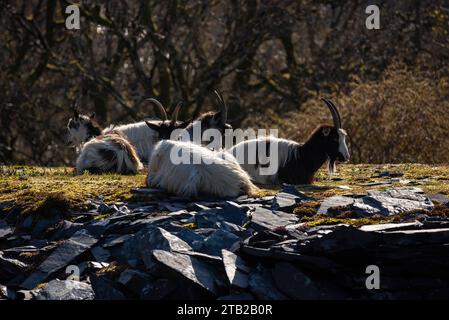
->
75, 131, 143, 175
147, 140, 259, 199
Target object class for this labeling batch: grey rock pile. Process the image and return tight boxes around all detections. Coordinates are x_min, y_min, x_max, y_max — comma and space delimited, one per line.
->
1, 185, 448, 300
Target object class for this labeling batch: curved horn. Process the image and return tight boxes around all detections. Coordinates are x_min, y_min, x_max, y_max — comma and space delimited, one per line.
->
213, 90, 227, 125
71, 100, 80, 118
145, 98, 168, 121
321, 98, 341, 128
170, 102, 183, 126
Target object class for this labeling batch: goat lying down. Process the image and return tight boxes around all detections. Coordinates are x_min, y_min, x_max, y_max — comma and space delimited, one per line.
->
75, 131, 143, 175
68, 92, 230, 175
67, 98, 184, 163
147, 140, 259, 199
67, 92, 229, 163
228, 98, 350, 185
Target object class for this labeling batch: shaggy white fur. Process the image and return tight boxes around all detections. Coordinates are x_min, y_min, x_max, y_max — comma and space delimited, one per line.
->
76, 132, 143, 175
147, 140, 259, 198
103, 121, 162, 163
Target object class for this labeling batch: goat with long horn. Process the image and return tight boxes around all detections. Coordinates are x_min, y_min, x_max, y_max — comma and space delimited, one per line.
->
228, 98, 350, 185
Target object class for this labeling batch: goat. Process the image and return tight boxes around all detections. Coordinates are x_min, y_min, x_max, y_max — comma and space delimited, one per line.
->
228, 98, 350, 185
75, 131, 143, 175
67, 98, 184, 163
146, 139, 259, 199
67, 92, 230, 162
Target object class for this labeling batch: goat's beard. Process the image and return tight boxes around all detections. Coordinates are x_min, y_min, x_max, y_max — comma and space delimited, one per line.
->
328, 158, 337, 175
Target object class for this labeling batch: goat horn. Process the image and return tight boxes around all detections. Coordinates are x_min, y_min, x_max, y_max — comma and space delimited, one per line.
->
145, 98, 168, 121
321, 98, 341, 128
170, 101, 183, 126
214, 90, 227, 125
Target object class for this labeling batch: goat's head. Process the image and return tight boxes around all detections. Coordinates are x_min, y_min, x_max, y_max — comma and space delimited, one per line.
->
185, 90, 232, 135
66, 105, 102, 147
145, 100, 190, 139
307, 99, 350, 173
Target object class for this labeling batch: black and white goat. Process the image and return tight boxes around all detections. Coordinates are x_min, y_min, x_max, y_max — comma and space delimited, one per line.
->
67, 98, 184, 163
147, 140, 259, 199
229, 98, 350, 185
67, 92, 230, 162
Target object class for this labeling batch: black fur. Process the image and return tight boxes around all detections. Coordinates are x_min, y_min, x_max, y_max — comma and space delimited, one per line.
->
277, 125, 344, 184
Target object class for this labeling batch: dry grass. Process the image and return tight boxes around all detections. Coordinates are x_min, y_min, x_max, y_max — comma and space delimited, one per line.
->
0, 164, 448, 226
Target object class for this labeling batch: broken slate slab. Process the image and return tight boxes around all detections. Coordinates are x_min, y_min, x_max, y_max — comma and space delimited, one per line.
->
35, 279, 94, 300
248, 267, 288, 300
20, 230, 99, 290
90, 274, 126, 300
0, 251, 28, 274
202, 229, 241, 256
272, 184, 311, 212
317, 196, 355, 215
272, 262, 346, 299
0, 220, 13, 240
361, 188, 434, 216
360, 221, 423, 232
221, 249, 251, 289
118, 269, 153, 296
121, 226, 192, 269
152, 249, 220, 295
249, 205, 299, 231
140, 278, 177, 300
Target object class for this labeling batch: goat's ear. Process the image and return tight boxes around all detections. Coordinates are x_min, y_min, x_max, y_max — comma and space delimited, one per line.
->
322, 127, 331, 136
145, 120, 161, 132
89, 112, 96, 119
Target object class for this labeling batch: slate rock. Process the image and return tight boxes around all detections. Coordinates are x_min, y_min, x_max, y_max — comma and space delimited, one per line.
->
0, 284, 7, 299
90, 274, 126, 300
141, 278, 177, 300
361, 188, 434, 216
98, 203, 114, 214
0, 200, 15, 211
428, 194, 449, 205
21, 230, 99, 289
152, 249, 220, 295
195, 210, 220, 228
31, 219, 58, 239
382, 227, 449, 246
317, 196, 355, 215
90, 246, 111, 263
218, 201, 249, 225
162, 224, 205, 251
35, 279, 95, 300
360, 221, 423, 232
50, 220, 83, 241
272, 262, 346, 299
248, 267, 288, 300
118, 269, 153, 296
203, 230, 241, 256
0, 251, 28, 275
306, 225, 381, 255
271, 192, 300, 212
121, 226, 192, 269
103, 234, 134, 248
221, 249, 251, 289
0, 220, 13, 240
272, 185, 311, 212
250, 205, 299, 231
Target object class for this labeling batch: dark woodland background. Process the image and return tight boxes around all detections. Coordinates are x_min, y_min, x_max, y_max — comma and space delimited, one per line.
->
0, 0, 448, 166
